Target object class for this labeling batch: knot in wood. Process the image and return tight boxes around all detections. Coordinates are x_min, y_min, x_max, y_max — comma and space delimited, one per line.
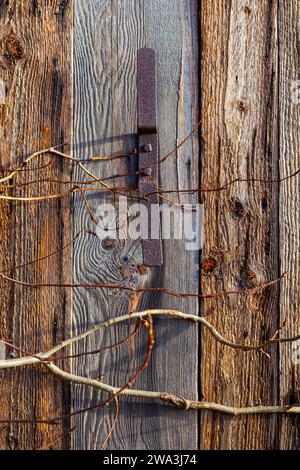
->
230, 198, 245, 219
243, 6, 251, 15
4, 34, 24, 62
237, 100, 248, 112
201, 257, 217, 274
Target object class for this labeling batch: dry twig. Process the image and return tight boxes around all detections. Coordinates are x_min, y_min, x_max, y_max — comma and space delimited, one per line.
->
0, 271, 286, 300
1, 309, 300, 421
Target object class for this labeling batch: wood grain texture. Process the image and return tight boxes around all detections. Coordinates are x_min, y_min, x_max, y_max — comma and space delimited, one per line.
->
72, 0, 199, 450
200, 0, 281, 449
0, 0, 298, 451
0, 0, 72, 450
278, 0, 300, 450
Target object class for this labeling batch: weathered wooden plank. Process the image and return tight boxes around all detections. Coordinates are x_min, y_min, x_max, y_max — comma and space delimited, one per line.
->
278, 0, 300, 450
72, 0, 199, 450
0, 0, 72, 450
200, 0, 280, 449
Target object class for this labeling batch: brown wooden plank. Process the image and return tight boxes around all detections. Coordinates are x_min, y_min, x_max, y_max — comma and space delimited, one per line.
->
72, 0, 199, 450
0, 0, 72, 450
278, 0, 300, 450
200, 0, 280, 449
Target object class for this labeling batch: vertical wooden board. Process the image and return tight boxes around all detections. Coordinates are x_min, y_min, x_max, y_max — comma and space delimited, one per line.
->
141, 0, 199, 450
72, 0, 199, 450
200, 0, 280, 449
278, 0, 300, 450
0, 1, 72, 450
72, 0, 144, 450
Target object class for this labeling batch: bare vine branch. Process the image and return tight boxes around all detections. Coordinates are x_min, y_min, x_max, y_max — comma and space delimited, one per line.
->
0, 271, 286, 300
0, 309, 300, 422
37, 426, 76, 451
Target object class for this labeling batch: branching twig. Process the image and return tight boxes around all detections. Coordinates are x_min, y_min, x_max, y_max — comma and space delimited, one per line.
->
0, 145, 65, 184
0, 102, 210, 191
101, 398, 119, 449
50, 319, 142, 361
37, 426, 76, 451
1, 308, 299, 368
1, 309, 300, 422
0, 231, 82, 274
0, 271, 286, 300
0, 184, 138, 202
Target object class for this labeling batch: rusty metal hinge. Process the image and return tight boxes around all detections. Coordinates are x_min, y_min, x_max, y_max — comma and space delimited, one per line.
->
137, 48, 163, 267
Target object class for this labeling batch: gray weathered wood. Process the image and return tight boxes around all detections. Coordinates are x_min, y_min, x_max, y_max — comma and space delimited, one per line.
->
72, 0, 199, 450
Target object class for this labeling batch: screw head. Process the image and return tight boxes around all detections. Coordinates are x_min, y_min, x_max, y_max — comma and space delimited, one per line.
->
143, 168, 152, 176
143, 143, 152, 153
